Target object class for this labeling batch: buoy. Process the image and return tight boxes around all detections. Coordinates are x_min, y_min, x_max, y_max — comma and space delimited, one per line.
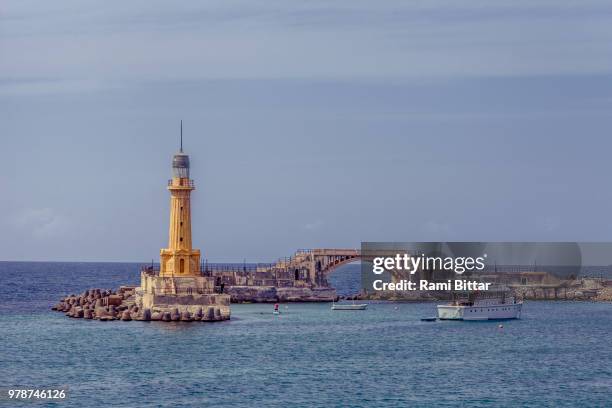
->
498, 324, 504, 329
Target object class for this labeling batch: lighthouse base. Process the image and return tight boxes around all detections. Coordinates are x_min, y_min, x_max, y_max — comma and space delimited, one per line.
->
135, 272, 231, 321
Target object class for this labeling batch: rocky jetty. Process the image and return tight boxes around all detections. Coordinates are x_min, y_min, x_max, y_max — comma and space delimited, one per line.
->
51, 286, 227, 322
226, 286, 336, 303
595, 287, 612, 302
357, 277, 612, 302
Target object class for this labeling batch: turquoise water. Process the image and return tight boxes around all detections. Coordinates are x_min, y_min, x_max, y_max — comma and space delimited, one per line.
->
1, 262, 611, 407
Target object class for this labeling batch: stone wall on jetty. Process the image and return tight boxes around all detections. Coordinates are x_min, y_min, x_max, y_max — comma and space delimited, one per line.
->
135, 271, 231, 319
227, 286, 336, 303
595, 287, 612, 302
355, 277, 612, 302
52, 286, 229, 322
512, 285, 598, 301
511, 277, 612, 301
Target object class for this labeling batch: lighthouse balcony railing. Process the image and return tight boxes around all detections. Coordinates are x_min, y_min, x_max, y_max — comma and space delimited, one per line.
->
142, 265, 161, 276
202, 263, 276, 276
143, 262, 298, 281
151, 287, 216, 295
167, 179, 195, 187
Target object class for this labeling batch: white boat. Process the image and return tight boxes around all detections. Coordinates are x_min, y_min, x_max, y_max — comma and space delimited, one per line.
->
437, 290, 522, 321
331, 301, 368, 311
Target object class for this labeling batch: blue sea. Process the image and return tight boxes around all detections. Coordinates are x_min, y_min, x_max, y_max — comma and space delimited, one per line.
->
1, 261, 611, 407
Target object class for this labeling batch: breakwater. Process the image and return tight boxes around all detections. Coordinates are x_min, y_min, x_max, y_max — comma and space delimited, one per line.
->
52, 286, 228, 322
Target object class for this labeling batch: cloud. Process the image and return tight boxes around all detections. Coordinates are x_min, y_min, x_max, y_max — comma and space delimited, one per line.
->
304, 220, 323, 231
422, 220, 453, 236
10, 208, 70, 238
0, 78, 104, 96
2, 0, 612, 91
541, 215, 561, 232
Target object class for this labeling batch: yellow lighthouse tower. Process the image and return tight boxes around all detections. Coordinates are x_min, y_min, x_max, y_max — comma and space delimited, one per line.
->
135, 122, 230, 321
160, 121, 201, 277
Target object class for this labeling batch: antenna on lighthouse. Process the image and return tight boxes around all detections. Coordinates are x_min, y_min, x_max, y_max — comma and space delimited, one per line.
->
180, 120, 183, 153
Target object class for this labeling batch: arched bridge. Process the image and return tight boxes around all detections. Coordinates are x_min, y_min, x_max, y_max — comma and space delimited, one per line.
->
199, 248, 410, 288
274, 249, 362, 286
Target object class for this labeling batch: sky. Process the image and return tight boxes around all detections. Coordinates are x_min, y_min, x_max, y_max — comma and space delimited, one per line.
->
1, 0, 612, 262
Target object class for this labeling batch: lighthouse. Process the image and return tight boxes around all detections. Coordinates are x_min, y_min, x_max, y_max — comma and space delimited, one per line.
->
135, 122, 231, 321
160, 121, 201, 277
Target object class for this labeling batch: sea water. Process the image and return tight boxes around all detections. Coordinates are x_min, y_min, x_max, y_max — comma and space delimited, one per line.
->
0, 262, 611, 407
